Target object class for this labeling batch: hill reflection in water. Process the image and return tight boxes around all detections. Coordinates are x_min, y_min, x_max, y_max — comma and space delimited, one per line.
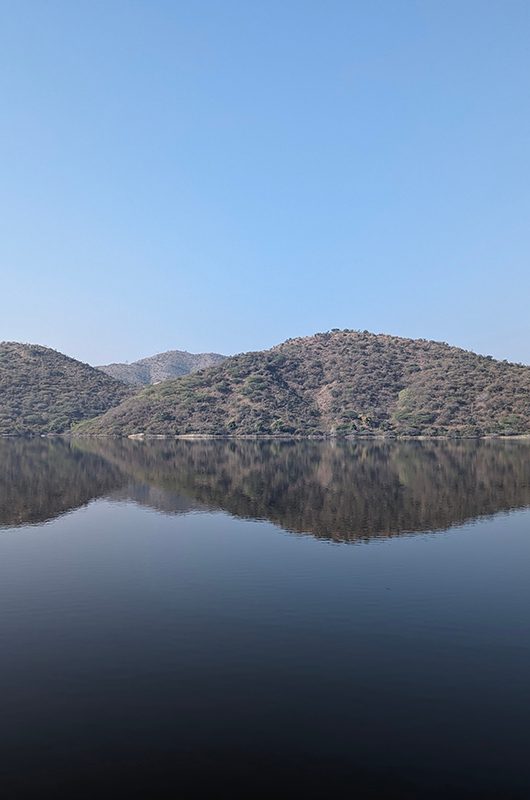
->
2, 437, 530, 540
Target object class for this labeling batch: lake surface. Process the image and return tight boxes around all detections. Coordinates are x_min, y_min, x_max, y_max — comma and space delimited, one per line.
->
1, 438, 530, 798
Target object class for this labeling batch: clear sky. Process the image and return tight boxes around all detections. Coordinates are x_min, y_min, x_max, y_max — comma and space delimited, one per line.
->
1, 0, 530, 365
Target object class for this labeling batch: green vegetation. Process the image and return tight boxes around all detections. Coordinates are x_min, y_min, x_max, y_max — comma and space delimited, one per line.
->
0, 342, 132, 435
76, 330, 530, 437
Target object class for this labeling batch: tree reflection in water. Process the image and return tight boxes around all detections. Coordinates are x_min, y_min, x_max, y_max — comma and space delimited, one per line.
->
2, 437, 530, 540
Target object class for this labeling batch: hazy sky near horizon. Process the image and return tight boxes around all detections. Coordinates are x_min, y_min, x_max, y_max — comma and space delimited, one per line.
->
1, 1, 530, 365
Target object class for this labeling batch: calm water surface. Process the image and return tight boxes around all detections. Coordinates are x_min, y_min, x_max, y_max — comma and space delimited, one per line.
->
1, 438, 530, 798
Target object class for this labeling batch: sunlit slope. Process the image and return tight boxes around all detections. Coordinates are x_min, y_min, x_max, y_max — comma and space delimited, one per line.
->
97, 349, 226, 385
75, 330, 530, 437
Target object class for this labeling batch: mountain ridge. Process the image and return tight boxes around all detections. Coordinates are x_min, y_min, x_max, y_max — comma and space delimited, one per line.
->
75, 329, 530, 438
97, 349, 226, 385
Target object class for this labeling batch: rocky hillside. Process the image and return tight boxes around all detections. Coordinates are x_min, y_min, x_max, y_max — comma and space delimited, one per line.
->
75, 330, 530, 437
97, 349, 226, 385
0, 342, 132, 435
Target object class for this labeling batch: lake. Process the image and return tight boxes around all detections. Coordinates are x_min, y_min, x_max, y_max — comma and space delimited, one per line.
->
1, 438, 530, 798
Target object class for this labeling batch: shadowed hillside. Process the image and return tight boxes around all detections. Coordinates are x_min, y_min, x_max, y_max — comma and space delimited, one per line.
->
0, 343, 132, 435
97, 349, 226, 385
77, 330, 530, 437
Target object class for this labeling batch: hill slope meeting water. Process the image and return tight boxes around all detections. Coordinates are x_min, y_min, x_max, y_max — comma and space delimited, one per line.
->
0, 342, 132, 435
75, 330, 530, 438
97, 349, 226, 385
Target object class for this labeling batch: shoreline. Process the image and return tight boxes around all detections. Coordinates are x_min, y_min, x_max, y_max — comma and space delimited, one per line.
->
6, 432, 528, 441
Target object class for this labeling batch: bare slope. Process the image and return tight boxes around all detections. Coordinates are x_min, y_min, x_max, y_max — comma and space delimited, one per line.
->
0, 342, 132, 435
97, 350, 226, 385
76, 330, 530, 437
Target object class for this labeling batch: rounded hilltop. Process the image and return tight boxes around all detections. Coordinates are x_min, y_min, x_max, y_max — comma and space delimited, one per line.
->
0, 341, 132, 435
74, 329, 530, 438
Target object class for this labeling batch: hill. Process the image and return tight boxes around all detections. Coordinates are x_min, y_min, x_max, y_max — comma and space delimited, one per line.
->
0, 342, 132, 435
97, 349, 226, 385
75, 330, 530, 437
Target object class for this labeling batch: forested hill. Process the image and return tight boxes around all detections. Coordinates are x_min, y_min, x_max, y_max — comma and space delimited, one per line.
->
75, 330, 530, 437
0, 342, 132, 435
97, 350, 226, 385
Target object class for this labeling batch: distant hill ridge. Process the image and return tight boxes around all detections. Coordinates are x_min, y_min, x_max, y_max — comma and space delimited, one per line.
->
97, 349, 226, 385
0, 342, 131, 435
76, 330, 530, 437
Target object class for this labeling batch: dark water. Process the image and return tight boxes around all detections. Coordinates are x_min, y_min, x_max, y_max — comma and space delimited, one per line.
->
1, 438, 530, 798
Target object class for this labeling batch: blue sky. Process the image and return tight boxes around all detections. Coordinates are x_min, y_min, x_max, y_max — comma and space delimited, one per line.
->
1, 0, 530, 365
